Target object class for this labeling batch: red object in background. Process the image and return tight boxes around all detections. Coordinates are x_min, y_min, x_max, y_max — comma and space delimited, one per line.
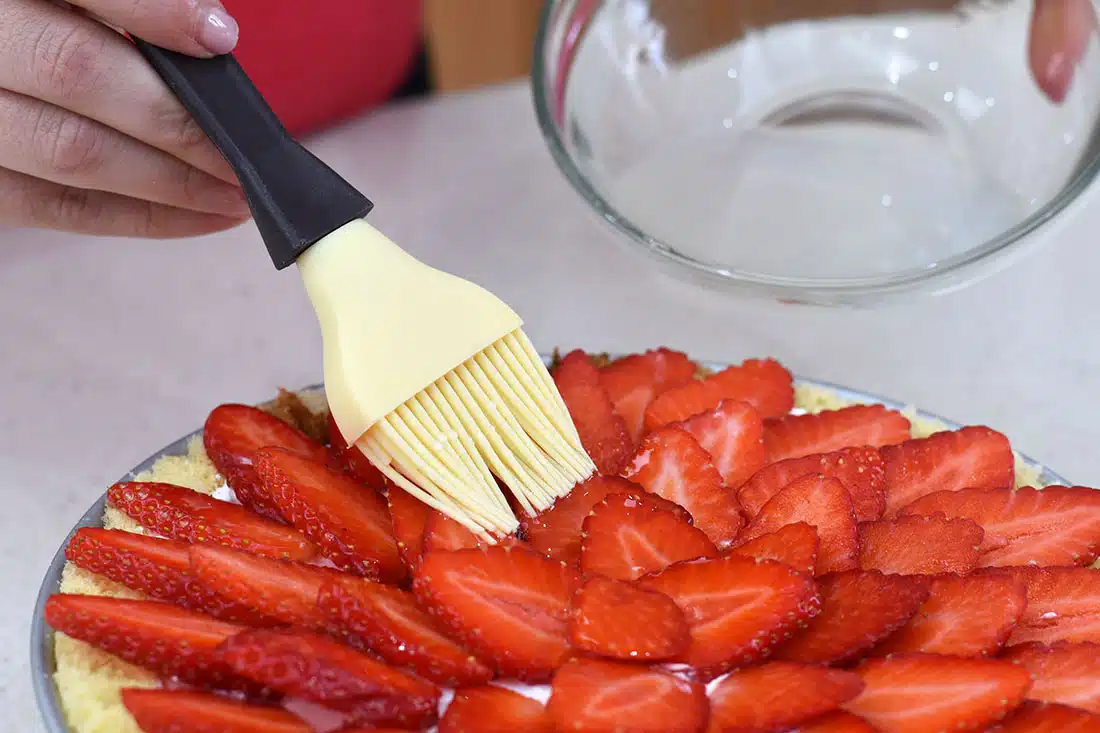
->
223, 0, 422, 136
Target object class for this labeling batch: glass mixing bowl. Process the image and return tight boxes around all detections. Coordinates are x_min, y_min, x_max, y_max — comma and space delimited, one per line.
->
532, 0, 1100, 305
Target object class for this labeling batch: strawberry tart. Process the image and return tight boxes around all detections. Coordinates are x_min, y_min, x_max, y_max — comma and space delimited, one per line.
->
41, 349, 1100, 733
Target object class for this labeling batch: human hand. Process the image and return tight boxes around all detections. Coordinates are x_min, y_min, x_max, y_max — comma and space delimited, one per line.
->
0, 0, 250, 239
1030, 0, 1097, 104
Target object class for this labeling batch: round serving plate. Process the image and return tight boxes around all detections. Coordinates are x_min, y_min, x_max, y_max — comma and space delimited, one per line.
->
30, 370, 1072, 732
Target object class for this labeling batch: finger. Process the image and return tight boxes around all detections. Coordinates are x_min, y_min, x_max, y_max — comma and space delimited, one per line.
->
0, 0, 236, 184
1030, 0, 1097, 104
0, 166, 245, 238
68, 0, 238, 57
0, 89, 250, 218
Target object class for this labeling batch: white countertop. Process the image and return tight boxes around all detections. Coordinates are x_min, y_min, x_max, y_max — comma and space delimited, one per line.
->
3, 80, 1099, 731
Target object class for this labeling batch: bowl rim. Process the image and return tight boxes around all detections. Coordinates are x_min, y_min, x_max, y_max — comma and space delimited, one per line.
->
530, 0, 1100, 303
30, 372, 1071, 732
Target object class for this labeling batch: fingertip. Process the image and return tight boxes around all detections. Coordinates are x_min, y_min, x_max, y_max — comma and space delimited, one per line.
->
195, 4, 238, 56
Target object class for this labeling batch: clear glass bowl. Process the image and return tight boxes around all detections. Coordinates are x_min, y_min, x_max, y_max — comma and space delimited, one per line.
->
532, 0, 1100, 305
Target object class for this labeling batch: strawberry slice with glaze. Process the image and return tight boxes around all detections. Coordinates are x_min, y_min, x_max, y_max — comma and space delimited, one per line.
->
255, 446, 404, 583
842, 654, 1032, 733
677, 400, 766, 489
107, 481, 317, 561
422, 509, 488, 553
993, 701, 1100, 733
203, 403, 329, 520
553, 350, 634, 475
317, 574, 493, 687
871, 572, 1027, 658
1003, 566, 1100, 646
739, 474, 859, 575
707, 662, 865, 733
644, 358, 794, 431
1002, 641, 1100, 714
579, 493, 718, 581
122, 690, 313, 733
796, 711, 880, 732
622, 426, 743, 549
386, 487, 432, 571
774, 570, 929, 665
638, 555, 821, 677
858, 514, 985, 575
880, 426, 1015, 516
738, 446, 887, 523
326, 411, 387, 490
413, 545, 580, 681
569, 576, 690, 661
599, 348, 697, 445
728, 522, 819, 576
763, 405, 911, 464
439, 686, 554, 733
547, 658, 708, 733
900, 486, 1100, 568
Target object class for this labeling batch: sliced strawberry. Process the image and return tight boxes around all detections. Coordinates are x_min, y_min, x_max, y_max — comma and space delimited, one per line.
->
569, 575, 690, 661
107, 481, 317, 561
439, 686, 554, 733
678, 400, 766, 489
547, 658, 708, 732
553, 349, 633, 474
599, 348, 697, 445
738, 447, 887, 523
385, 487, 432, 572
422, 509, 488, 553
622, 427, 743, 549
580, 493, 718, 581
638, 555, 821, 677
774, 570, 929, 664
203, 403, 329, 520
414, 545, 579, 681
64, 528, 272, 625
318, 574, 493, 687
521, 475, 689, 566
858, 514, 985, 575
1003, 641, 1100, 714
993, 701, 1100, 733
45, 595, 249, 691
644, 358, 794, 432
255, 446, 404, 583
900, 486, 1100, 568
763, 405, 911, 464
880, 426, 1015, 516
872, 572, 1027, 657
739, 474, 859, 575
796, 711, 880, 732
121, 690, 311, 733
842, 654, 1031, 733
326, 411, 387, 489
728, 522, 819, 576
708, 662, 865, 733
1003, 566, 1100, 646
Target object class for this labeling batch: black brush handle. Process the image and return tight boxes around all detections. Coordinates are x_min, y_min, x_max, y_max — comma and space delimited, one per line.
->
134, 40, 373, 269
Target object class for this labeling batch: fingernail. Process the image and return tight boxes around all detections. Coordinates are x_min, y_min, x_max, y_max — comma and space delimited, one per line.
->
196, 5, 239, 56
198, 181, 250, 216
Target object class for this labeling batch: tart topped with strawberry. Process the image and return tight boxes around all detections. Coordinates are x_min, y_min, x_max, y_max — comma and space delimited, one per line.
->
44, 349, 1100, 733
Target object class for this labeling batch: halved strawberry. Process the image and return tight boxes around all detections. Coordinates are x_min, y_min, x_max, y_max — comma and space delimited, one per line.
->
439, 686, 554, 733
796, 712, 880, 732
900, 486, 1100, 568
880, 426, 1014, 516
599, 348, 697, 445
622, 427, 743, 549
738, 447, 887, 523
1003, 567, 1100, 646
708, 662, 865, 733
871, 572, 1027, 657
644, 358, 794, 432
414, 545, 579, 681
255, 446, 404, 583
739, 475, 859, 575
547, 658, 708, 732
317, 574, 493, 687
64, 528, 272, 625
993, 701, 1100, 733
858, 514, 985, 575
774, 570, 929, 665
386, 487, 432, 572
326, 411, 387, 489
203, 403, 329, 520
107, 481, 317, 561
121, 689, 312, 733
677, 400, 766, 489
1003, 641, 1100, 714
422, 509, 488, 553
553, 350, 634, 475
45, 595, 249, 691
638, 555, 821, 677
763, 405, 911, 464
569, 576, 690, 661
728, 522, 819, 576
842, 654, 1031, 733
579, 493, 718, 581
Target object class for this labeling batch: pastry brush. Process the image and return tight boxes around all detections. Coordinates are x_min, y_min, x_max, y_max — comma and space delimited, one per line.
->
133, 41, 595, 537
